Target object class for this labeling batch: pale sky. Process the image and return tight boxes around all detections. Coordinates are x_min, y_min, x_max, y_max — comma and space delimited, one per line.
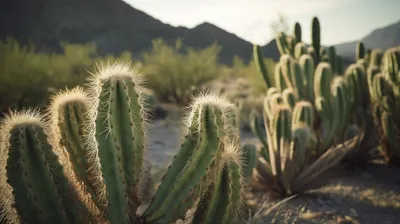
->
123, 0, 400, 46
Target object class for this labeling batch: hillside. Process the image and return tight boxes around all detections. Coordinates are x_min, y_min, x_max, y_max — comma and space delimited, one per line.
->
0, 0, 399, 64
0, 0, 256, 64
334, 20, 400, 60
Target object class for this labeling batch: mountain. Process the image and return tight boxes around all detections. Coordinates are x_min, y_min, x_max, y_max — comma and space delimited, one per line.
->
334, 20, 400, 60
1, 0, 398, 65
0, 0, 258, 65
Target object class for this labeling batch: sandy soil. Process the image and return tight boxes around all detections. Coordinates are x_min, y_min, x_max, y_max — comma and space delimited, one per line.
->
145, 115, 400, 224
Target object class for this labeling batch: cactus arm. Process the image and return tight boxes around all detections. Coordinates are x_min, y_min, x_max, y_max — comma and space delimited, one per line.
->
3, 114, 90, 224
314, 63, 333, 106
282, 88, 298, 108
311, 17, 321, 64
356, 41, 365, 61
291, 62, 306, 99
253, 45, 273, 88
274, 63, 287, 92
294, 22, 302, 42
95, 85, 131, 224
49, 89, 104, 210
193, 147, 244, 224
250, 110, 268, 151
242, 144, 258, 178
144, 106, 222, 222
299, 54, 315, 102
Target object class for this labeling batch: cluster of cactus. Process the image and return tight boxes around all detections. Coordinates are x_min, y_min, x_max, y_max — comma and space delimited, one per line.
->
0, 62, 246, 224
248, 17, 382, 197
363, 45, 400, 166
249, 58, 362, 196
270, 17, 344, 75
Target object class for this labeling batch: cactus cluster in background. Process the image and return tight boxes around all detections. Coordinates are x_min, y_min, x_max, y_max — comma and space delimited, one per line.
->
366, 47, 400, 166
248, 56, 363, 196
247, 16, 400, 197
0, 63, 246, 224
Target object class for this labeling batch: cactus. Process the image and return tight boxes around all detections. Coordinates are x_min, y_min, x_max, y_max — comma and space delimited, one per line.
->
294, 22, 302, 43
192, 144, 245, 224
241, 144, 258, 179
253, 45, 273, 88
48, 87, 104, 211
294, 42, 307, 59
0, 111, 97, 224
0, 62, 245, 224
356, 41, 366, 62
368, 48, 400, 166
251, 104, 361, 197
369, 49, 383, 68
335, 55, 344, 75
311, 17, 321, 64
250, 16, 389, 196
292, 101, 315, 127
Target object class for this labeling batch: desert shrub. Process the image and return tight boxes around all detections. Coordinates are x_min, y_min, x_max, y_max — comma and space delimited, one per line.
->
141, 38, 222, 105
0, 38, 135, 114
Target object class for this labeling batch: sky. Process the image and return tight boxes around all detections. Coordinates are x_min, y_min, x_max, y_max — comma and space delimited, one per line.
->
123, 0, 400, 46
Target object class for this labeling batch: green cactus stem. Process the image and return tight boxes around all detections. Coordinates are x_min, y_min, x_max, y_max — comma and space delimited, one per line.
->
48, 87, 104, 211
242, 144, 258, 179
87, 64, 149, 223
143, 93, 237, 223
311, 17, 321, 64
0, 111, 94, 224
299, 54, 315, 102
294, 22, 302, 42
253, 45, 273, 88
356, 41, 366, 61
192, 144, 244, 224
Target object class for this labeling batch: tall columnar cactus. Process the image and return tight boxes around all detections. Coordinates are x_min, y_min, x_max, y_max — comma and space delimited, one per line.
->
369, 49, 383, 68
299, 54, 315, 102
356, 41, 366, 62
294, 22, 302, 43
192, 144, 245, 224
344, 64, 370, 111
335, 55, 345, 75
48, 88, 104, 211
0, 63, 245, 224
294, 42, 307, 59
253, 45, 273, 88
383, 48, 400, 92
83, 64, 152, 223
241, 144, 258, 179
311, 17, 321, 64
0, 111, 97, 224
368, 48, 400, 166
251, 103, 360, 197
250, 16, 381, 196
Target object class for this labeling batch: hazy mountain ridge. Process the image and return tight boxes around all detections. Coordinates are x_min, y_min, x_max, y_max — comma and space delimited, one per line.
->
334, 20, 400, 60
0, 0, 399, 64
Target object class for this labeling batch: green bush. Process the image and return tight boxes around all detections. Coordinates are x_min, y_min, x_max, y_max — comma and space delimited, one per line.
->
0, 37, 276, 112
141, 38, 222, 105
0, 38, 134, 113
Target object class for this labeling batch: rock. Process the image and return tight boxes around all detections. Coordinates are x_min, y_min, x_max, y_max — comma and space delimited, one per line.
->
152, 105, 168, 120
